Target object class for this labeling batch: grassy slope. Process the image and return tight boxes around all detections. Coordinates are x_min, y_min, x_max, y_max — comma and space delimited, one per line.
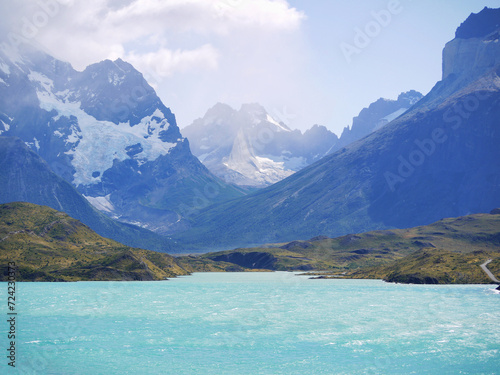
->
181, 212, 500, 284
0, 136, 179, 253
0, 202, 190, 281
348, 248, 498, 284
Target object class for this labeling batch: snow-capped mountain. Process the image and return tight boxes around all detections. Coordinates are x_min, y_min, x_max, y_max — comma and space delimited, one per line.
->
0, 136, 178, 252
173, 7, 500, 251
328, 90, 423, 154
0, 45, 243, 233
182, 103, 338, 187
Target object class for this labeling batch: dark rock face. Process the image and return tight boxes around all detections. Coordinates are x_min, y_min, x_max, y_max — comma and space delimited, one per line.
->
385, 274, 440, 285
443, 8, 500, 81
455, 7, 500, 39
209, 252, 277, 270
490, 208, 500, 215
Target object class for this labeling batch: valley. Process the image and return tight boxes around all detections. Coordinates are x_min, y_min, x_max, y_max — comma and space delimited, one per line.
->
0, 7, 499, 285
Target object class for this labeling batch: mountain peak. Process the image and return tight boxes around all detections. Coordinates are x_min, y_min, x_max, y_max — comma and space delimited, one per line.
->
183, 102, 337, 187
240, 102, 266, 113
455, 7, 500, 39
0, 47, 243, 235
397, 90, 423, 106
443, 7, 500, 80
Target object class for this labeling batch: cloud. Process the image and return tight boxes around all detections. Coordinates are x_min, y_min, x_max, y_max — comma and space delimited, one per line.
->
126, 44, 219, 78
1, 0, 304, 72
104, 0, 304, 35
0, 0, 307, 130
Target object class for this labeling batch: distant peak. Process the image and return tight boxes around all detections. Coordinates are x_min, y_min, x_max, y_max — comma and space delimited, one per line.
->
204, 102, 236, 119
211, 102, 234, 111
397, 90, 423, 106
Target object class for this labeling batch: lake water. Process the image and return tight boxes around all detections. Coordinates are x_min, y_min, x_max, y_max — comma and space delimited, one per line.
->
2, 272, 499, 374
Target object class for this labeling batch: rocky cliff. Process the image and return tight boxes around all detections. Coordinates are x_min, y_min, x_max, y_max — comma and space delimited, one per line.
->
442, 7, 500, 81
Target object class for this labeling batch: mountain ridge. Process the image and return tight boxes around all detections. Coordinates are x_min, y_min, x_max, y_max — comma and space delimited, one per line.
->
182, 102, 338, 187
0, 136, 181, 252
173, 9, 500, 251
0, 45, 245, 233
180, 210, 500, 284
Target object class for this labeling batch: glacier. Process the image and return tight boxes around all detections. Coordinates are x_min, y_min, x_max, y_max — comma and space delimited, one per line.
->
29, 70, 175, 186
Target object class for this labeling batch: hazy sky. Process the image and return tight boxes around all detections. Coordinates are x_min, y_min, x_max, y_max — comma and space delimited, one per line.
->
1, 0, 499, 135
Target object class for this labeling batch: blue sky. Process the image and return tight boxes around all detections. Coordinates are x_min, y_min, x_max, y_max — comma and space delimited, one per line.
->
1, 0, 499, 135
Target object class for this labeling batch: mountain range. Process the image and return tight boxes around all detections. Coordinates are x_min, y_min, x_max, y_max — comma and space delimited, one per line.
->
328, 90, 423, 154
0, 45, 244, 235
0, 7, 498, 265
182, 103, 338, 187
183, 91, 422, 188
173, 7, 500, 251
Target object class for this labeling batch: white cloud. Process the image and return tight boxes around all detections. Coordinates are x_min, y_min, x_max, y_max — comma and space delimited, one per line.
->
126, 44, 219, 78
0, 0, 307, 130
104, 0, 304, 35
2, 0, 304, 75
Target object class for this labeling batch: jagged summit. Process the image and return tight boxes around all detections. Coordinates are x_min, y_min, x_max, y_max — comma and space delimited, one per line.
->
455, 7, 500, 39
0, 47, 244, 234
328, 90, 423, 154
443, 7, 500, 80
183, 103, 337, 187
174, 11, 500, 251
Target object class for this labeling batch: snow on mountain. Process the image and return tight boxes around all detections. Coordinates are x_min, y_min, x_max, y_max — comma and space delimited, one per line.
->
0, 45, 243, 233
29, 70, 175, 186
222, 128, 294, 186
183, 103, 338, 187
1, 48, 181, 188
174, 8, 500, 250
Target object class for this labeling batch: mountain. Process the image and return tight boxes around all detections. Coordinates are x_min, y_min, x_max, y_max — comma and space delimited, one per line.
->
174, 8, 500, 251
0, 202, 190, 281
182, 103, 338, 187
181, 210, 500, 284
0, 136, 180, 252
0, 46, 244, 234
328, 90, 423, 154
183, 93, 423, 188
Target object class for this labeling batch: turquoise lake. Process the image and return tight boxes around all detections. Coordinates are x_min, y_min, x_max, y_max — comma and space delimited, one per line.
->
2, 272, 499, 374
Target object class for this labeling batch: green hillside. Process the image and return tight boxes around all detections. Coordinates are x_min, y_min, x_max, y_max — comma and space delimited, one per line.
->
348, 248, 500, 284
0, 137, 178, 253
181, 211, 500, 284
0, 202, 190, 281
